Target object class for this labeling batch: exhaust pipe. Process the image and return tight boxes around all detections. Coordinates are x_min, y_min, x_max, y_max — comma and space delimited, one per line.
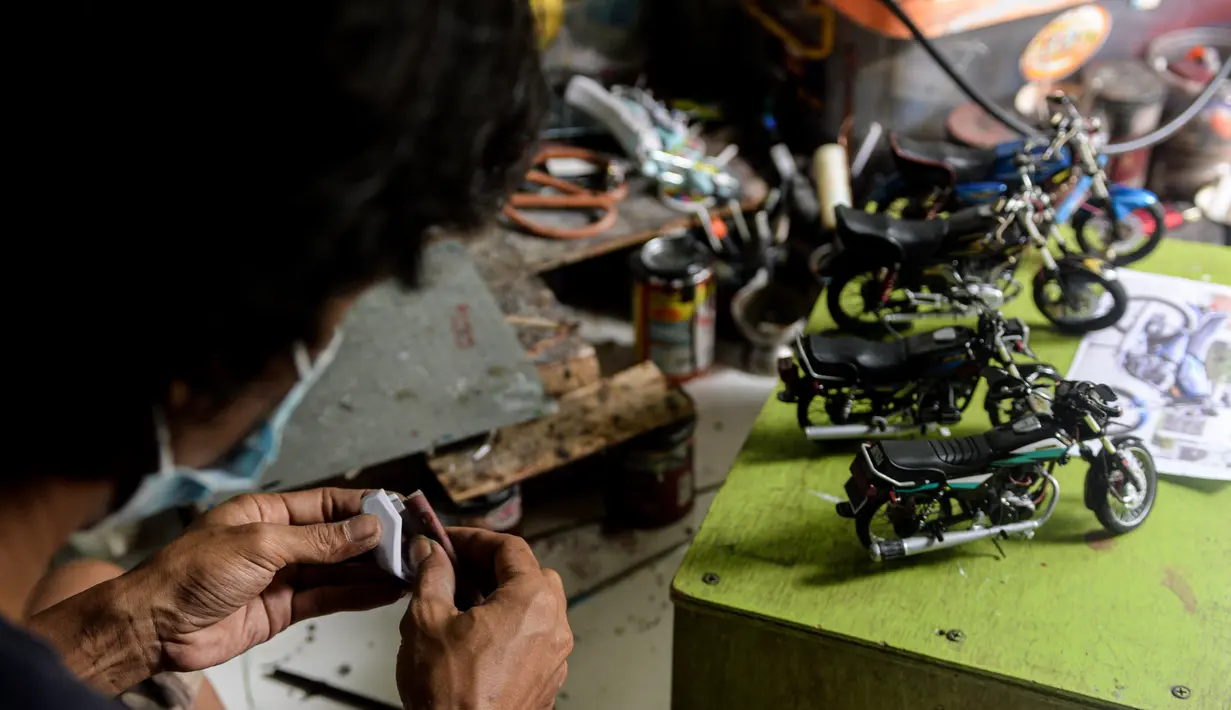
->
805, 422, 917, 440
805, 421, 951, 440
869, 474, 1060, 561
883, 308, 969, 323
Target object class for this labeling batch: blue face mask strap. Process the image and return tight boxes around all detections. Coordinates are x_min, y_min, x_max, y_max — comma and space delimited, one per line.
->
152, 330, 343, 473
153, 408, 177, 475
292, 343, 313, 379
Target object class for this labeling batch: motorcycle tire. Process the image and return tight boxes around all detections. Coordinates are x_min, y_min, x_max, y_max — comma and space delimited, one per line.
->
1072, 201, 1165, 267
1033, 266, 1128, 334
1087, 438, 1158, 535
825, 261, 899, 337
854, 495, 891, 549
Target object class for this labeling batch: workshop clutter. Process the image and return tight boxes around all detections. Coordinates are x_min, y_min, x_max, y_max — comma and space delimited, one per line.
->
475, 0, 1229, 542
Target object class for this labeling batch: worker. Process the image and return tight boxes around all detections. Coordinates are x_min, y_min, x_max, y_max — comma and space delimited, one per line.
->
3, 1, 571, 709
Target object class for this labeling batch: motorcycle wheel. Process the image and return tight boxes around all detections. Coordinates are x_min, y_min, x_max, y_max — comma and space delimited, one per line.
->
1073, 201, 1165, 267
1033, 265, 1128, 334
826, 261, 911, 337
855, 495, 902, 549
855, 494, 977, 550
1088, 439, 1157, 535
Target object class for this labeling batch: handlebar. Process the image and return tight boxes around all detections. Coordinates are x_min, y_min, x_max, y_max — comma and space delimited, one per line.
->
1057, 380, 1121, 419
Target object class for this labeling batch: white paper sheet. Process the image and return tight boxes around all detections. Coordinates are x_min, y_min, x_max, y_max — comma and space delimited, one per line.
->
1067, 270, 1231, 480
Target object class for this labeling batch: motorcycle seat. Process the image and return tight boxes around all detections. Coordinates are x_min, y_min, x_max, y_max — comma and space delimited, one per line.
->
891, 134, 998, 184
834, 206, 949, 261
801, 325, 973, 384
871, 435, 994, 484
801, 334, 908, 381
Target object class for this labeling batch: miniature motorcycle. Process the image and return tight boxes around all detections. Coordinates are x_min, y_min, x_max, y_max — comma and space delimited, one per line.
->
778, 312, 1060, 440
836, 380, 1158, 561
826, 162, 1128, 336
870, 93, 1165, 267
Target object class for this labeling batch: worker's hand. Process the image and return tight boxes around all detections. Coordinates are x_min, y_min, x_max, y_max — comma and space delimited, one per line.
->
128, 488, 405, 673
397, 528, 572, 710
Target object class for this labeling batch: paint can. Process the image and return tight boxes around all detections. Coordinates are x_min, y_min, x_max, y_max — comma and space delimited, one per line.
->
1146, 28, 1231, 200
1084, 60, 1166, 189
439, 484, 524, 537
606, 405, 696, 529
632, 235, 716, 383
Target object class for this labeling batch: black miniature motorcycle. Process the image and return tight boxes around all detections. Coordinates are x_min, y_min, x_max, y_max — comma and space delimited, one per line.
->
778, 312, 1059, 441
825, 164, 1128, 337
836, 380, 1158, 561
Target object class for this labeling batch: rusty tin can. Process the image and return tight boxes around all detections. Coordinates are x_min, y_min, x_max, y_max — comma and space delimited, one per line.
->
440, 484, 523, 537
632, 235, 716, 383
606, 405, 697, 529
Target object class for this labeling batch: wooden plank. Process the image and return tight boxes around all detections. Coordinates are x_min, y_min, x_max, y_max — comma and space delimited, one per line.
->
534, 342, 601, 397
671, 240, 1231, 710
430, 361, 694, 501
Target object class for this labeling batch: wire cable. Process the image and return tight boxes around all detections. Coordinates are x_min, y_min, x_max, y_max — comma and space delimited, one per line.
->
876, 0, 1040, 137
1101, 57, 1230, 155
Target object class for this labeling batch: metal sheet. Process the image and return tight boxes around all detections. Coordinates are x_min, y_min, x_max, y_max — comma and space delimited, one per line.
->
261, 240, 555, 491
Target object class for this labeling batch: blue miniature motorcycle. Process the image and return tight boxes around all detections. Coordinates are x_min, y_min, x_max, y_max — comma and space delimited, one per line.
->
870, 94, 1165, 267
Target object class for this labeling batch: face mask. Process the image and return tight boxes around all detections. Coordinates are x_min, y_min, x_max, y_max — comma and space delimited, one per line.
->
91, 330, 343, 530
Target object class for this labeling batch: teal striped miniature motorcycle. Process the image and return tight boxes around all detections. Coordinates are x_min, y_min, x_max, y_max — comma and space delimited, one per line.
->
836, 379, 1157, 561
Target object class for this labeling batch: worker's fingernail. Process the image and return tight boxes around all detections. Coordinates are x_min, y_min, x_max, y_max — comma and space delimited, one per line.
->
409, 536, 433, 567
344, 514, 381, 544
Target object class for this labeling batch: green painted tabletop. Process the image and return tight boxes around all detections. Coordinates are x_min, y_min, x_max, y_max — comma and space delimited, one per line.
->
673, 239, 1231, 709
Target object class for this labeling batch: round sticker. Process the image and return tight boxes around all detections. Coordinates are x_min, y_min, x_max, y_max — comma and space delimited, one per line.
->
1020, 5, 1112, 82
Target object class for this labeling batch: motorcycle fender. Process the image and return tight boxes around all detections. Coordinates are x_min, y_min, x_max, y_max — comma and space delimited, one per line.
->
1106, 184, 1160, 221
1083, 461, 1104, 511
1084, 436, 1147, 510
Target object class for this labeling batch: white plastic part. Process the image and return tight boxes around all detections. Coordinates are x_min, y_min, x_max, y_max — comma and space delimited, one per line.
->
564, 75, 662, 158
361, 489, 411, 582
813, 144, 852, 232
769, 143, 797, 181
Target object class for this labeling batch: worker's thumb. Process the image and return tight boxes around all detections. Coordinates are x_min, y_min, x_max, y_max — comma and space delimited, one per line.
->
243, 515, 382, 568
410, 537, 456, 610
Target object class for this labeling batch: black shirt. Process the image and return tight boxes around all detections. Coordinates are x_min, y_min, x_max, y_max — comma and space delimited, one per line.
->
0, 616, 122, 709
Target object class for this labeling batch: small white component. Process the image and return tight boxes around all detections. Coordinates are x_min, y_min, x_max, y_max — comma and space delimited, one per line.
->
361, 489, 411, 582
544, 157, 598, 178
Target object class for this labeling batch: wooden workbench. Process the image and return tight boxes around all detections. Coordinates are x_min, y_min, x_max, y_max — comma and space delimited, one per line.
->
671, 239, 1231, 710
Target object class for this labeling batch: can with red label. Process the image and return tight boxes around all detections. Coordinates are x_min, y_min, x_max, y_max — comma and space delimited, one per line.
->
606, 406, 697, 529
632, 235, 716, 383
440, 484, 523, 537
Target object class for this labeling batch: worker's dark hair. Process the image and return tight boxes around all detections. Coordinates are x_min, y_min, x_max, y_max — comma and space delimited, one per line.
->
13, 1, 546, 479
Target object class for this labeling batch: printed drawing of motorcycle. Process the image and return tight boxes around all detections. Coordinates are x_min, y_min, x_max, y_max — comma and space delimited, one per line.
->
835, 380, 1158, 561
868, 93, 1165, 267
777, 312, 1059, 441
825, 157, 1128, 337
1121, 305, 1230, 415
